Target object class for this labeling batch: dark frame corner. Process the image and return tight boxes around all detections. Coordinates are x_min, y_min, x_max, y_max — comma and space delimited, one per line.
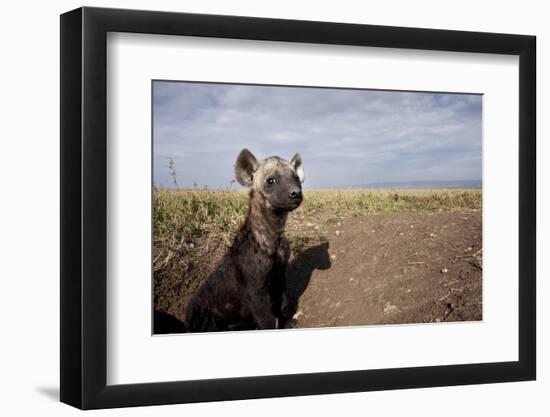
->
60, 6, 536, 410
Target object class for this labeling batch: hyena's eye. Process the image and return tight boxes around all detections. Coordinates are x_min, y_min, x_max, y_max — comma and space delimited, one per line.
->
266, 176, 277, 185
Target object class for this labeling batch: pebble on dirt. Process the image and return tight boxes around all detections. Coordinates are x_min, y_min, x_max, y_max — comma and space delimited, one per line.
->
383, 301, 400, 314
293, 310, 304, 320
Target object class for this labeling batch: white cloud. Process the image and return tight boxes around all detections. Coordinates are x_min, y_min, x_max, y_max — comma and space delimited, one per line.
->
153, 81, 482, 189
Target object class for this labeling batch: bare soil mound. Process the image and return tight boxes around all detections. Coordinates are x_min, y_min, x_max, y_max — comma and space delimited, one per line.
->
154, 210, 482, 332
285, 210, 482, 328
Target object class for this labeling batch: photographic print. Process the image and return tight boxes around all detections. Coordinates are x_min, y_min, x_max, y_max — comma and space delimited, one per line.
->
60, 9, 535, 407
152, 81, 482, 334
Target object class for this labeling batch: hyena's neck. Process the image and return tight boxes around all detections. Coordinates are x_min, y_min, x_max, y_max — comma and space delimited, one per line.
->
244, 190, 288, 254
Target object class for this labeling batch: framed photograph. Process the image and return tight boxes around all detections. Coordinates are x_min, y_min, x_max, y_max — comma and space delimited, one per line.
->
60, 6, 536, 409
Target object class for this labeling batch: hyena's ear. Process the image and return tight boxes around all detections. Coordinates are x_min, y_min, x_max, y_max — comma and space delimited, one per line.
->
290, 153, 305, 183
234, 149, 259, 187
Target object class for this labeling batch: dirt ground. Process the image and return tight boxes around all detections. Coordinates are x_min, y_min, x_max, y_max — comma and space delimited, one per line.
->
154, 210, 482, 333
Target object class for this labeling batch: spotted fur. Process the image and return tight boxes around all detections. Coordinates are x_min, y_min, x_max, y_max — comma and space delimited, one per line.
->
185, 149, 304, 332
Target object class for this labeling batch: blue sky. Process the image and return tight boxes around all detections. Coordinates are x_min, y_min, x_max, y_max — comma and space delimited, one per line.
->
153, 81, 482, 189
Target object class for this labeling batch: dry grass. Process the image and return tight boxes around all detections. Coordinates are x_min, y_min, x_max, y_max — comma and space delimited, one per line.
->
293, 188, 481, 221
153, 188, 248, 312
154, 187, 482, 254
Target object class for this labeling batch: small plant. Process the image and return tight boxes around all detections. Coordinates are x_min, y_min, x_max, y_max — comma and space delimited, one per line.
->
168, 158, 178, 189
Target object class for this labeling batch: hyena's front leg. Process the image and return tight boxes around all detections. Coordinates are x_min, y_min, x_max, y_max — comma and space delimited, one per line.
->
279, 291, 300, 329
274, 238, 292, 328
278, 292, 291, 328
248, 289, 277, 329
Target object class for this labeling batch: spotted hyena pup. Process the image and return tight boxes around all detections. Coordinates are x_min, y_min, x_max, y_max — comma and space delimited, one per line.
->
185, 149, 305, 332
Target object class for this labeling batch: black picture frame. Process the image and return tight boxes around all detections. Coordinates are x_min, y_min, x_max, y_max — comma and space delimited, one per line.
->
60, 6, 536, 410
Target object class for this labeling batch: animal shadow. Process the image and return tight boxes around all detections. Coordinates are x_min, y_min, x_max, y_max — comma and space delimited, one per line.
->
284, 241, 331, 321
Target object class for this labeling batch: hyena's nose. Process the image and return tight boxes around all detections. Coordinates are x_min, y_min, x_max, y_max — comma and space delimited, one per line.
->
289, 189, 302, 199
